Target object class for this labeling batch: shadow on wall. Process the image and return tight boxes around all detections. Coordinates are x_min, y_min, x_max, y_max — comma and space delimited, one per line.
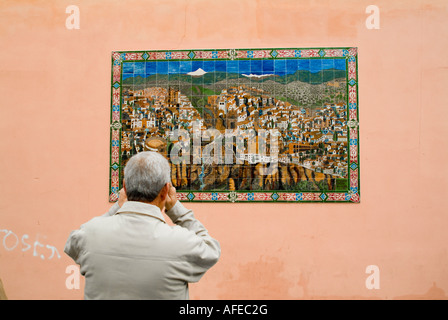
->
0, 278, 7, 300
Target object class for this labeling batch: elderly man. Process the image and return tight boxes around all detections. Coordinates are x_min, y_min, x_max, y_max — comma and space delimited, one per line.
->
64, 151, 221, 299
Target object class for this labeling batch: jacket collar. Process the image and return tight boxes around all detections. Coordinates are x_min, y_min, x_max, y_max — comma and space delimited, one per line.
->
115, 201, 166, 223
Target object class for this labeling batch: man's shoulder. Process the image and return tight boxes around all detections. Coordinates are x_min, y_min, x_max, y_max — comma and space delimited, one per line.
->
162, 223, 203, 250
80, 214, 115, 232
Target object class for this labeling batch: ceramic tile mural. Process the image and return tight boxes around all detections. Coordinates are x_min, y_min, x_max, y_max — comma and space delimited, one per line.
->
109, 48, 360, 203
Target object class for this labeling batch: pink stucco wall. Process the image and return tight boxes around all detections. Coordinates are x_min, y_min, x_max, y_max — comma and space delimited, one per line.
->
0, 0, 447, 299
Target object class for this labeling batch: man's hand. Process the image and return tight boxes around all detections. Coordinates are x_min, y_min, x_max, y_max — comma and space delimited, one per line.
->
118, 188, 127, 208
165, 183, 178, 211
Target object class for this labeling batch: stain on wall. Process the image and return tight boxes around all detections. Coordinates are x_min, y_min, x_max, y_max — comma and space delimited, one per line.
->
217, 256, 293, 299
394, 283, 447, 300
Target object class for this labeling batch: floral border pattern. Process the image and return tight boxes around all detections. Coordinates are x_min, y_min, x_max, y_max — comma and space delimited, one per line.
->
109, 47, 359, 203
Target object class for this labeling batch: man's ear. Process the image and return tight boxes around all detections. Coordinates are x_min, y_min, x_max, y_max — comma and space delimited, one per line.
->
159, 183, 170, 201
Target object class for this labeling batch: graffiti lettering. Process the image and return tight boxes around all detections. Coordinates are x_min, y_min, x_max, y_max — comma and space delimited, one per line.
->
0, 228, 60, 260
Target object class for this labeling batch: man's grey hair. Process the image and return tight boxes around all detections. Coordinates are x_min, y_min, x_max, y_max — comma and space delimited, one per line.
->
124, 151, 171, 202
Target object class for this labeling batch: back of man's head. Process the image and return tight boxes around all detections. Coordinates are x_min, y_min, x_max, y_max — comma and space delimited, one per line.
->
124, 151, 171, 203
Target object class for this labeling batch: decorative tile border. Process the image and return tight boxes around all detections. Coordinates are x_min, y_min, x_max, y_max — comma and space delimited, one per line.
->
109, 47, 359, 203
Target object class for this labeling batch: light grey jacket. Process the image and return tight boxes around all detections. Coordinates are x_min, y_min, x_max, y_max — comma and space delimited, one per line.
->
64, 201, 220, 300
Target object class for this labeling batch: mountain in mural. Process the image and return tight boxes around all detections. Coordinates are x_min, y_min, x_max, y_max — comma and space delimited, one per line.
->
122, 68, 347, 86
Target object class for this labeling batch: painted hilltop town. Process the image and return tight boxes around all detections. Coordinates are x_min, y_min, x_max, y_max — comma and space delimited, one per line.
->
117, 58, 350, 194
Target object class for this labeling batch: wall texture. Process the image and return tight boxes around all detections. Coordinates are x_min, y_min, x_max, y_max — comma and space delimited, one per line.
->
0, 0, 447, 299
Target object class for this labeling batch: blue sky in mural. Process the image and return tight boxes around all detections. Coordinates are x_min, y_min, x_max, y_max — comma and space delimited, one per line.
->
122, 58, 346, 79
